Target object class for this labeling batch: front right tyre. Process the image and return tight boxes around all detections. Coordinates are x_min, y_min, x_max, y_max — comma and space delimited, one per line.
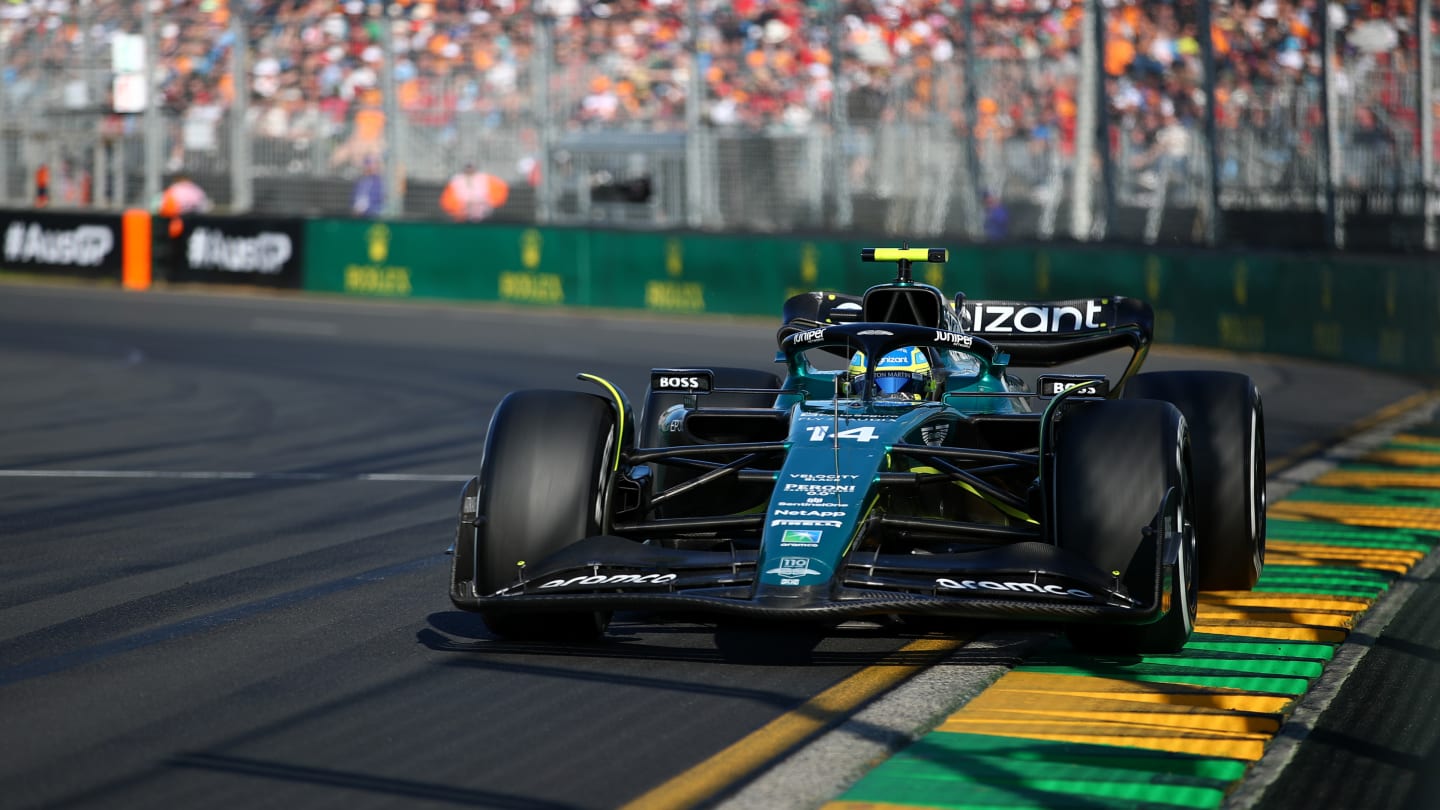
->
467, 389, 617, 640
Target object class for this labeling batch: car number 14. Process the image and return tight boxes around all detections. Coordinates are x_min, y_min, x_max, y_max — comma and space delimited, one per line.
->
807, 425, 879, 442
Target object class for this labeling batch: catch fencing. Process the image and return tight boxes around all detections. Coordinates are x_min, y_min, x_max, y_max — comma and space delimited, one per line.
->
0, 0, 1435, 250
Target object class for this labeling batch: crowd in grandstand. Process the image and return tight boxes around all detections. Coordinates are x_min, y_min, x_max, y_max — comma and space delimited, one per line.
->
0, 0, 1426, 194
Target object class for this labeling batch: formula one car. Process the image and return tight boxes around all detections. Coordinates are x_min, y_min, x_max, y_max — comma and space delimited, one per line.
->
449, 248, 1266, 653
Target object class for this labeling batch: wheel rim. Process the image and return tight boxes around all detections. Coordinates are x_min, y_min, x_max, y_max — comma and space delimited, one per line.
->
1249, 404, 1266, 568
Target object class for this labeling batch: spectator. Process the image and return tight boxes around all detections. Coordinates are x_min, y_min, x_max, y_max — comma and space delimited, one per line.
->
352, 157, 385, 218
159, 172, 211, 217
159, 172, 211, 238
982, 190, 1010, 242
33, 164, 49, 207
440, 163, 509, 222
1132, 110, 1192, 190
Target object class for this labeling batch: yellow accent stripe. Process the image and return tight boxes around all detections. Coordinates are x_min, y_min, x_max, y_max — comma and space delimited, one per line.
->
577, 373, 625, 471
1365, 449, 1440, 468
1195, 605, 1354, 629
1266, 541, 1425, 563
619, 637, 964, 810
1314, 470, 1440, 489
990, 672, 1293, 713
1192, 622, 1348, 643
963, 696, 1280, 734
1264, 390, 1439, 475
1390, 432, 1440, 448
1268, 500, 1440, 531
933, 720, 1270, 761
924, 670, 1291, 761
1200, 592, 1372, 611
867, 247, 946, 263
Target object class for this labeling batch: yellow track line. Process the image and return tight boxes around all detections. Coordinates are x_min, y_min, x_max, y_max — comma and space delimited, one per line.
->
620, 636, 965, 810
1264, 390, 1439, 475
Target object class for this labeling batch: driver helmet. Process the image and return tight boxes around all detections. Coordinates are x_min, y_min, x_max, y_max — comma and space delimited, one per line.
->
849, 347, 932, 401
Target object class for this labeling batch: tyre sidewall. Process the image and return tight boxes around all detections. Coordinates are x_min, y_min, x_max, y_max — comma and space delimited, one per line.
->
476, 389, 616, 596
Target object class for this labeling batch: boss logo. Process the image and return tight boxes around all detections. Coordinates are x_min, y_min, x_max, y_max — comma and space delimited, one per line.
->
651, 370, 713, 393
1037, 375, 1110, 398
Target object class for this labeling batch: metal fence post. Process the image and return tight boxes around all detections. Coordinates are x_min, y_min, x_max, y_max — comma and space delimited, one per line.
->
1199, 0, 1221, 246
142, 1, 161, 208
1071, 0, 1097, 240
0, 30, 8, 206
380, 11, 402, 218
1422, 0, 1435, 251
962, 0, 983, 240
534, 7, 554, 224
685, 0, 704, 229
828, 0, 851, 230
229, 2, 252, 212
1320, 6, 1340, 250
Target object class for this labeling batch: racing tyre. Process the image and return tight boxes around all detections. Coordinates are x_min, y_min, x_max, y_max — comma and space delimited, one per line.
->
1125, 371, 1265, 590
474, 389, 616, 640
1056, 400, 1198, 655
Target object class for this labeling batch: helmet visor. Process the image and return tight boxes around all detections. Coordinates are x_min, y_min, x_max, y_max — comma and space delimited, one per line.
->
871, 371, 925, 399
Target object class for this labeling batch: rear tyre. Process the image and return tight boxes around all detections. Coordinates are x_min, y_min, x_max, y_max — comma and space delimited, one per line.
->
1125, 371, 1265, 590
475, 389, 616, 640
1055, 400, 1197, 655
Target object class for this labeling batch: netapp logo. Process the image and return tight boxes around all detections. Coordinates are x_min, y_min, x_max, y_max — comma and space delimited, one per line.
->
539, 573, 677, 589
935, 578, 1094, 599
4, 221, 113, 266
187, 227, 293, 274
966, 301, 1104, 333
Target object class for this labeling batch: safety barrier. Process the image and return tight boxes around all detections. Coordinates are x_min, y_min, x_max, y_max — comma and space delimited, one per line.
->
3, 209, 1436, 375
302, 219, 1440, 375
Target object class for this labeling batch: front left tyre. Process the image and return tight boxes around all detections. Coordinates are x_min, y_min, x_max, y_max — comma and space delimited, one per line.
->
1053, 399, 1198, 655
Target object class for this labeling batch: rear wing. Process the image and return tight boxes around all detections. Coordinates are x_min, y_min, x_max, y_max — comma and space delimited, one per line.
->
960, 296, 1153, 371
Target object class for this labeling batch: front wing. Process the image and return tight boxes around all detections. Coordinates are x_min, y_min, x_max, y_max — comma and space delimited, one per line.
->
451, 529, 1181, 626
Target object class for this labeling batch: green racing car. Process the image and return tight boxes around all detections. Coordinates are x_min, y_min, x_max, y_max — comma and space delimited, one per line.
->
448, 248, 1266, 654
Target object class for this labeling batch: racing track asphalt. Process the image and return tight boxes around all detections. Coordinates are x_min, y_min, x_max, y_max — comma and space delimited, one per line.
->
0, 282, 1430, 810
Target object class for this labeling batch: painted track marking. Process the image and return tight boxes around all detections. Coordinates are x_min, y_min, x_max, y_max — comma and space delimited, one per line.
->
620, 637, 966, 810
0, 469, 468, 482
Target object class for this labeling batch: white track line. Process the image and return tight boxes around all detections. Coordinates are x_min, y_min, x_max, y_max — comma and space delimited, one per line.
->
0, 469, 468, 483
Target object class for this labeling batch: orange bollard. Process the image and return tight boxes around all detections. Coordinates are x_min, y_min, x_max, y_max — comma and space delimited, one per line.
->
121, 208, 152, 290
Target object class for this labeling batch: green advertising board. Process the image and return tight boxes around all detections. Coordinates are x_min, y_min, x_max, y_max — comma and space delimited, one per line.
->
303, 219, 1440, 374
